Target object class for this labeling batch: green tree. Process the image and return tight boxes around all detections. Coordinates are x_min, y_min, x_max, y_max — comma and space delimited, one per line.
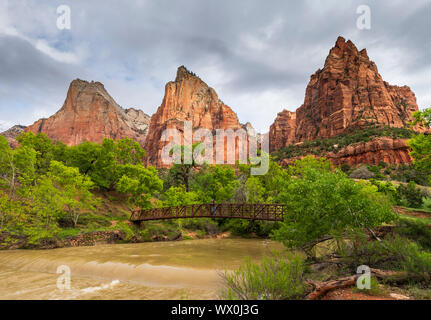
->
114, 137, 146, 165
168, 143, 202, 192
116, 164, 163, 209
16, 132, 55, 174
272, 157, 395, 256
244, 176, 265, 203
48, 161, 99, 227
0, 136, 37, 196
162, 185, 200, 207
191, 164, 239, 202
409, 108, 431, 184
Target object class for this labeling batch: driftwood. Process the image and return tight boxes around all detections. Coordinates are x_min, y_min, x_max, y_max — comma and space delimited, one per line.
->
306, 268, 406, 300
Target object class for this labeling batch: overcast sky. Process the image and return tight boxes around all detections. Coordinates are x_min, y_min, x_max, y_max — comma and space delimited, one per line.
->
0, 0, 430, 133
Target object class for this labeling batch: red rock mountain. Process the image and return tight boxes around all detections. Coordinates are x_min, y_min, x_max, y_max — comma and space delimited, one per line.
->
270, 36, 420, 165
144, 66, 244, 167
26, 79, 150, 146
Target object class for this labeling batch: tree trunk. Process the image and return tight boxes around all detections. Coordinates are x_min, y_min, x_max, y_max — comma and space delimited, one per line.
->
306, 268, 406, 300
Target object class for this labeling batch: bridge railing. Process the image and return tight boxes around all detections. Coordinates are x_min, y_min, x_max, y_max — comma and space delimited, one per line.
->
130, 203, 285, 222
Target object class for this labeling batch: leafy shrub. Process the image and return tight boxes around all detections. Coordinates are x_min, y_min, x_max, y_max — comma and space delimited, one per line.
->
221, 252, 308, 300
339, 233, 431, 285
222, 220, 280, 238
368, 179, 400, 204
350, 166, 375, 180
397, 182, 425, 208
396, 217, 431, 250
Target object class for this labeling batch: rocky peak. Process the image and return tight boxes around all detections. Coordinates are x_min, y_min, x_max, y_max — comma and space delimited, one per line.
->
26, 79, 150, 146
144, 66, 243, 167
269, 109, 296, 152
269, 36, 421, 165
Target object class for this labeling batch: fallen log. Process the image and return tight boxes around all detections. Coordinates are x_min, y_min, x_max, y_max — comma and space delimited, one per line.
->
306, 268, 406, 300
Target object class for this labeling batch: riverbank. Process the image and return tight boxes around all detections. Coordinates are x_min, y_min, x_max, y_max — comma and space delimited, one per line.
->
0, 228, 235, 250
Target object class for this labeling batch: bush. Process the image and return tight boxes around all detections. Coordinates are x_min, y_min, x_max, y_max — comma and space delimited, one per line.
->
396, 218, 431, 250
221, 252, 308, 300
397, 182, 425, 208
350, 166, 375, 180
222, 220, 280, 238
339, 233, 431, 285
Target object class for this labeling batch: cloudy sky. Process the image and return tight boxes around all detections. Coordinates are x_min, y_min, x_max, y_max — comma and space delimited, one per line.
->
0, 0, 430, 133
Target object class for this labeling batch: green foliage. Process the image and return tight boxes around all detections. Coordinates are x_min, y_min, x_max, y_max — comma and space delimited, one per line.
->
409, 133, 431, 185
368, 179, 400, 204
167, 143, 203, 192
162, 185, 200, 207
411, 108, 431, 128
221, 252, 308, 300
191, 164, 239, 203
16, 132, 55, 174
222, 220, 280, 238
272, 157, 395, 253
48, 161, 99, 227
396, 217, 431, 250
397, 181, 425, 208
113, 137, 146, 165
389, 163, 430, 186
340, 163, 351, 174
244, 177, 266, 203
116, 164, 163, 209
64, 138, 147, 190
340, 233, 431, 285
409, 109, 431, 185
0, 136, 37, 194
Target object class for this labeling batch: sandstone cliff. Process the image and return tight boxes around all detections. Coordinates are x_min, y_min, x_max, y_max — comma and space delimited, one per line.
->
326, 137, 412, 166
144, 66, 244, 167
26, 79, 150, 146
270, 36, 420, 165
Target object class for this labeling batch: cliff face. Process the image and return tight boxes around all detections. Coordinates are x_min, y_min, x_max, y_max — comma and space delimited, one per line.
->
144, 66, 243, 167
270, 36, 420, 165
26, 79, 150, 146
269, 110, 296, 152
326, 137, 412, 166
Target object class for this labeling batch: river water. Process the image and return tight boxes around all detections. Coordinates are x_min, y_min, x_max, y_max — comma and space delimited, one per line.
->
0, 239, 283, 300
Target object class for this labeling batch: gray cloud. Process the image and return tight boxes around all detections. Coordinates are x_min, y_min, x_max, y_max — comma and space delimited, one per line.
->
0, 0, 430, 133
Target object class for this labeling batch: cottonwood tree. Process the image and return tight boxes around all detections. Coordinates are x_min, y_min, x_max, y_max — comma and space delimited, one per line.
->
0, 136, 37, 196
116, 164, 163, 209
48, 161, 99, 227
409, 108, 431, 184
272, 157, 395, 257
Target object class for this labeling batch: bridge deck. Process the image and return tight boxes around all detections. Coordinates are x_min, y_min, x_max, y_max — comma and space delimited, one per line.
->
130, 203, 285, 222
